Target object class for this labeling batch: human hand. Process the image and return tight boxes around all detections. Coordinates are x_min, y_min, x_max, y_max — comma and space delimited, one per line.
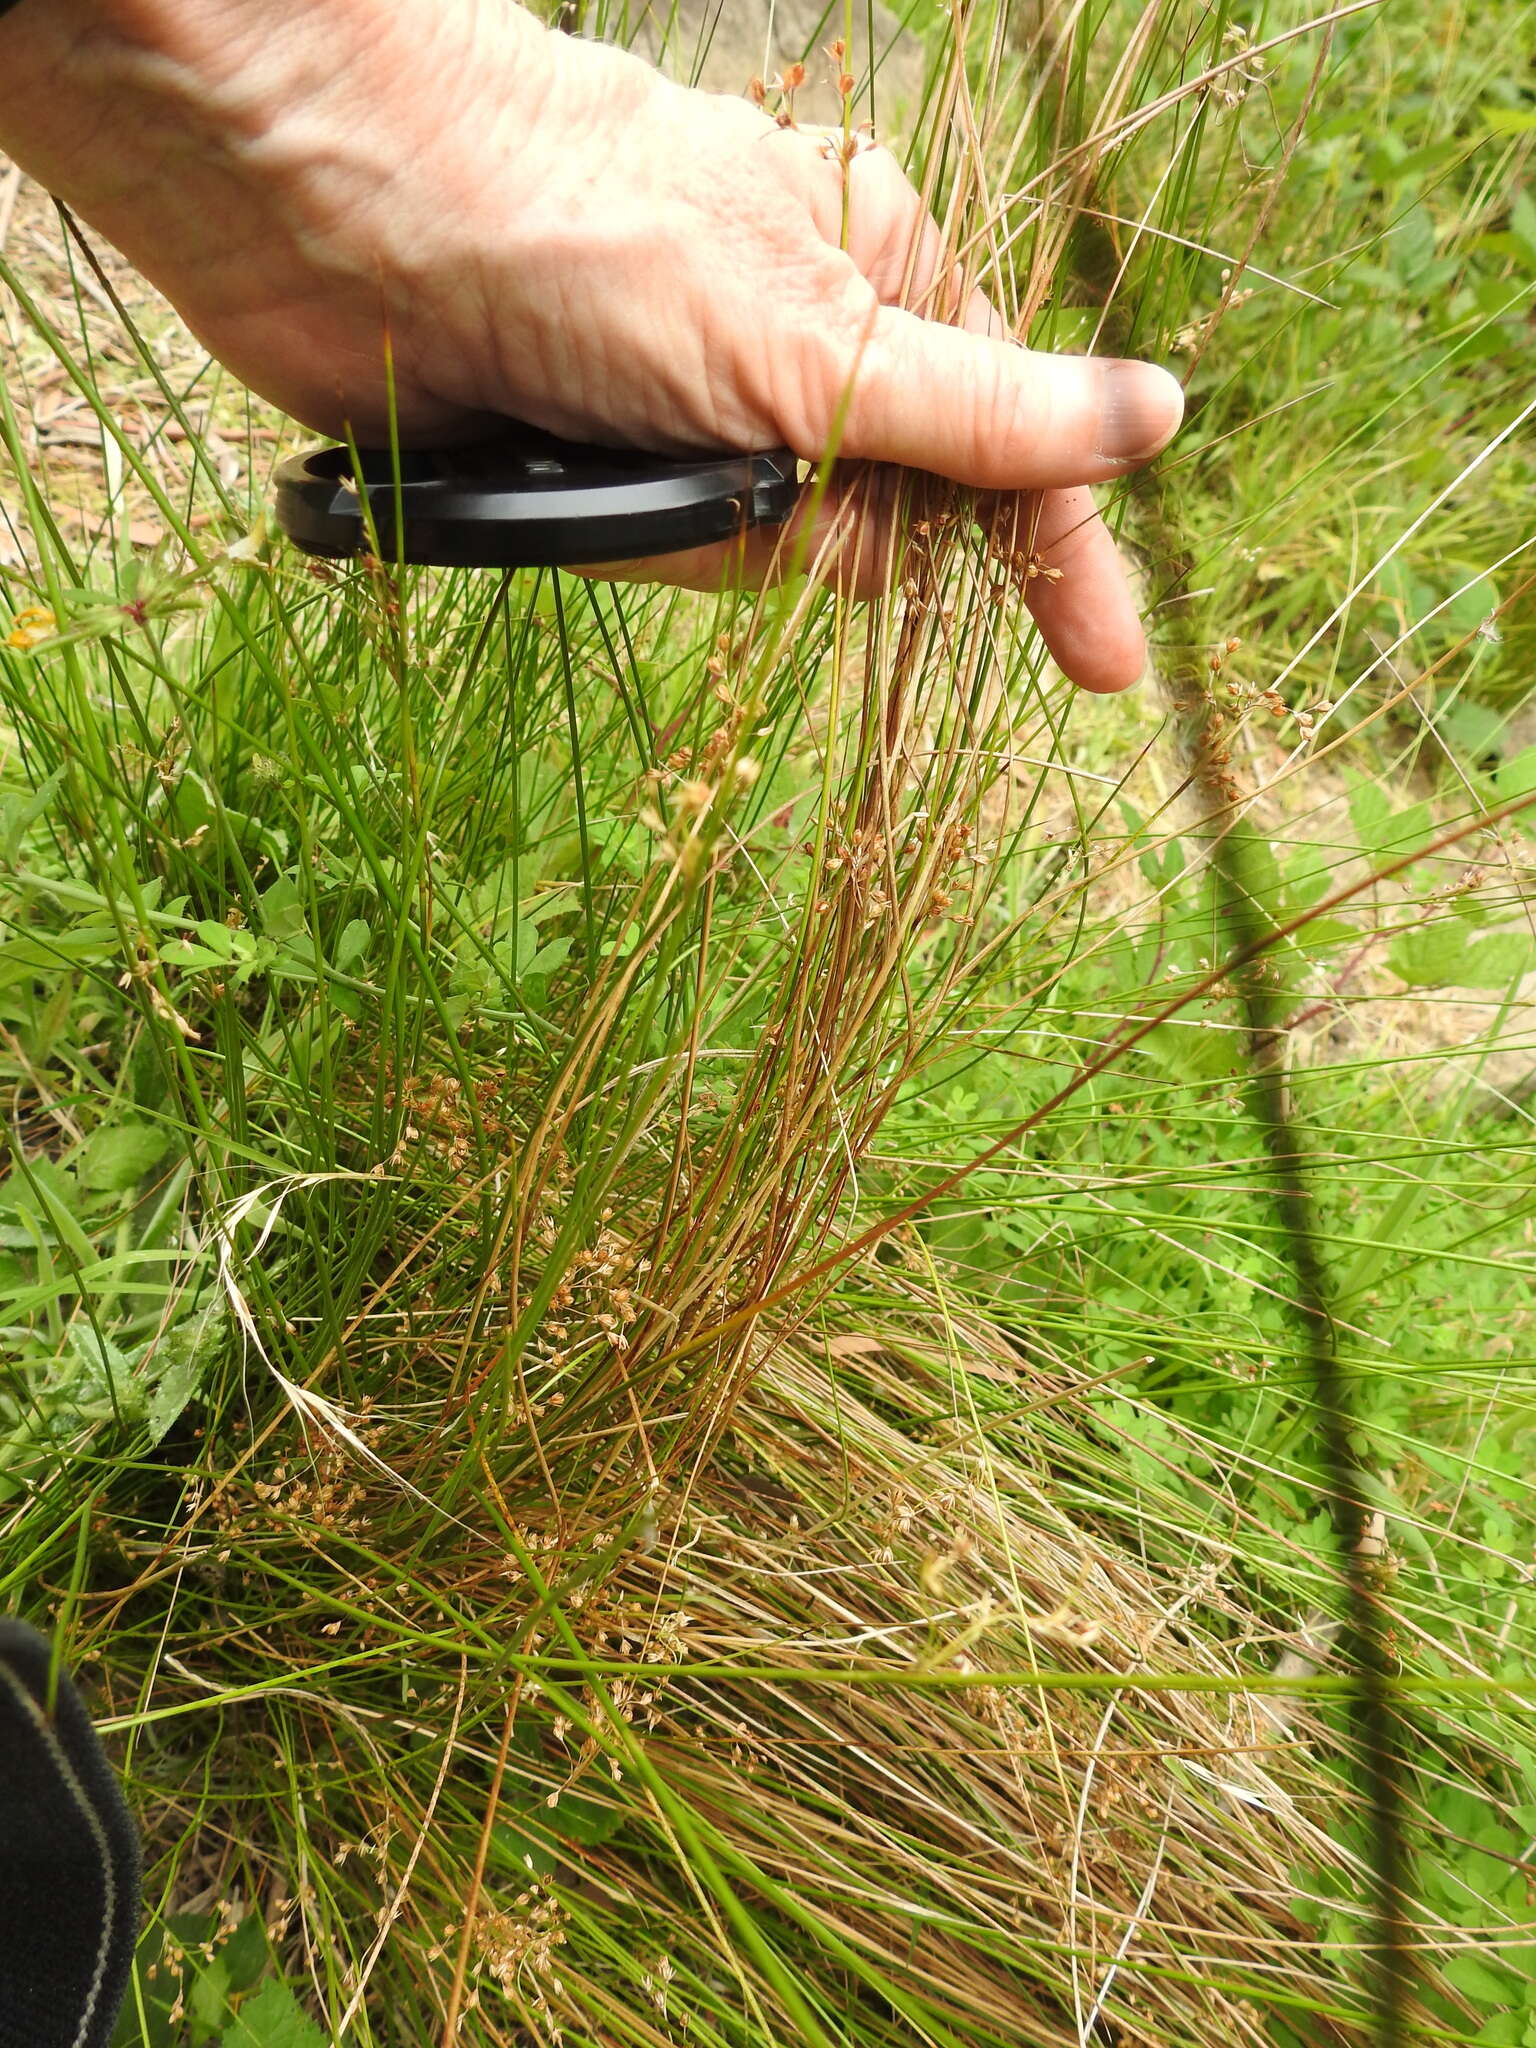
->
2, 0, 1183, 689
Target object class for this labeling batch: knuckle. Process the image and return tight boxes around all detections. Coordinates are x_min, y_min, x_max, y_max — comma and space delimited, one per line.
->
780, 269, 882, 452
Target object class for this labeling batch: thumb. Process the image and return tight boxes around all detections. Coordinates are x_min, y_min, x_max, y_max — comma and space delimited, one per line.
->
831, 304, 1185, 492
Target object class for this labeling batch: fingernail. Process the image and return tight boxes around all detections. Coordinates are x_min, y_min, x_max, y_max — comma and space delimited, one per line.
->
1098, 361, 1185, 464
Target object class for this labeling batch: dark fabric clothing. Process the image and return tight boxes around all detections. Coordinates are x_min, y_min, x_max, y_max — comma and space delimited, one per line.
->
0, 1619, 140, 2048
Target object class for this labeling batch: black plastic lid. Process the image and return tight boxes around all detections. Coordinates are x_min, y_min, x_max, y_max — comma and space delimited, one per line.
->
274, 429, 798, 569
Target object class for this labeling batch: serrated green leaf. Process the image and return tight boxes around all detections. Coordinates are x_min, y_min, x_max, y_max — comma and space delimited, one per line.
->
79, 1122, 173, 1193
1439, 698, 1507, 764
220, 1978, 327, 2048
64, 1324, 146, 1421
1388, 920, 1531, 989
1346, 774, 1391, 853
145, 1302, 223, 1446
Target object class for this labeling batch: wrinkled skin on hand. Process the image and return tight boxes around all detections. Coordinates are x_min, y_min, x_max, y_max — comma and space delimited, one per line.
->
15, 0, 1184, 687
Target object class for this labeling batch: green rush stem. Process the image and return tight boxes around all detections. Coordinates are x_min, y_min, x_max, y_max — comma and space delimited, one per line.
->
551, 571, 598, 960
642, 790, 1536, 1373
1218, 834, 1414, 2045
95, 1653, 1536, 1738
1137, 431, 1414, 2036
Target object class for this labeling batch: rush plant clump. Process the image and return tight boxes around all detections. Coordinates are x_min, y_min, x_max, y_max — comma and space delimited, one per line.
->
2, 3, 1534, 2046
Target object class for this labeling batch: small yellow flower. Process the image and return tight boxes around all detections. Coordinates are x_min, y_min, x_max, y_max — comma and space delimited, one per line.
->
5, 605, 56, 651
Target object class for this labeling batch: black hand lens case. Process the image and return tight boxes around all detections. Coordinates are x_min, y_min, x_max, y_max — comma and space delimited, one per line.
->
274, 428, 798, 569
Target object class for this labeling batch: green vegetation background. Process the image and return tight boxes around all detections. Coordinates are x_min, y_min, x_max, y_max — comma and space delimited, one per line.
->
2, 2, 1534, 2044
